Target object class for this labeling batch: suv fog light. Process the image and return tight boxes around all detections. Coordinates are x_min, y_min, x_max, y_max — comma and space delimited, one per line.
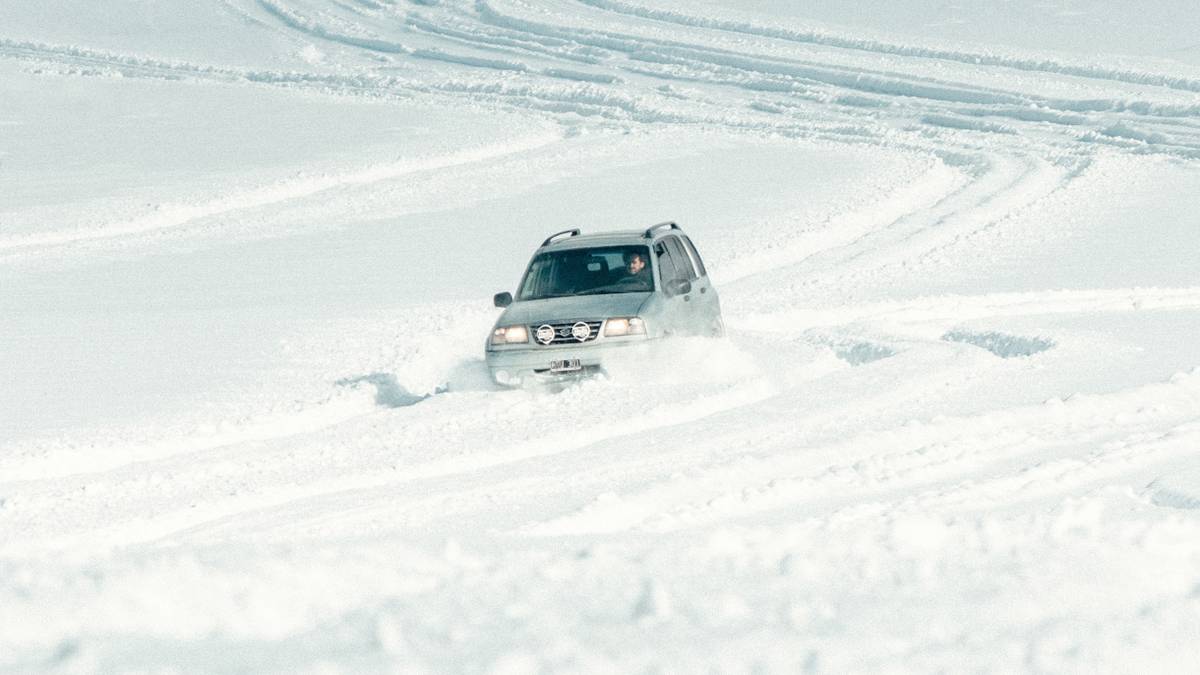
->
491, 325, 529, 345
605, 317, 646, 337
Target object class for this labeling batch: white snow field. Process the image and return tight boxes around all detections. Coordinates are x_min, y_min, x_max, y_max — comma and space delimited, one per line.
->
3, 0, 1200, 672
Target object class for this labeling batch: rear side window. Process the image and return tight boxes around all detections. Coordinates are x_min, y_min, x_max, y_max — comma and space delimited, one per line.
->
664, 236, 697, 281
681, 235, 708, 277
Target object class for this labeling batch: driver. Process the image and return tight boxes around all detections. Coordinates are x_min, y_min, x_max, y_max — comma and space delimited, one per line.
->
622, 250, 651, 289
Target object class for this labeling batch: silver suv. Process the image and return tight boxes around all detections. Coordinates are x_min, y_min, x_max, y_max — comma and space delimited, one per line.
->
486, 222, 723, 386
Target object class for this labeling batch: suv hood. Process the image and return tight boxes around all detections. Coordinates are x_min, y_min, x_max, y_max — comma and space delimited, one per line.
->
499, 292, 651, 325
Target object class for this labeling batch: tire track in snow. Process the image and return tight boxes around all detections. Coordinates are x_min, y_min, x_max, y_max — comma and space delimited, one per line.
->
710, 158, 973, 285
470, 0, 1200, 156
815, 154, 1089, 290
0, 133, 562, 255
474, 0, 1031, 108
0, 346, 783, 554
136, 373, 783, 549
529, 369, 1200, 535
243, 0, 1200, 159
0, 38, 675, 127
721, 151, 1085, 312
11, 0, 1200, 163
737, 287, 1200, 334
256, 0, 412, 54
904, 420, 1200, 514
0, 390, 385, 486
10, 4, 1200, 163
574, 0, 1200, 94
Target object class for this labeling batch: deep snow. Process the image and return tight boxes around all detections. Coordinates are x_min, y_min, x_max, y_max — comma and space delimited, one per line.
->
2, 1, 1200, 672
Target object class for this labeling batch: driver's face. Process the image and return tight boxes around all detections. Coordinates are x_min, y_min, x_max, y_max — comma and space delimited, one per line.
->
628, 254, 645, 274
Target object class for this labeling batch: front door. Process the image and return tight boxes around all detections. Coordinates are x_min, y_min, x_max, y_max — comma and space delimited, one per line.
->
679, 234, 721, 335
654, 236, 701, 335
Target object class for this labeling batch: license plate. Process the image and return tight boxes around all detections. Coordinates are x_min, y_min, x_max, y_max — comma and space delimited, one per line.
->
550, 359, 582, 373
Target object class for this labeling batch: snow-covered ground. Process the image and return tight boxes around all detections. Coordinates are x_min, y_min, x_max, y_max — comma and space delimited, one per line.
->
3, 1, 1200, 672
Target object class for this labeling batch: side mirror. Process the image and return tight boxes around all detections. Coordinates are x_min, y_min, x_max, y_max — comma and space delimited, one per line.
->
494, 292, 513, 308
666, 278, 692, 297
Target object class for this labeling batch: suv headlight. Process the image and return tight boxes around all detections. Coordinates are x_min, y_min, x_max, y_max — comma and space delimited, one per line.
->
491, 325, 529, 345
604, 317, 646, 337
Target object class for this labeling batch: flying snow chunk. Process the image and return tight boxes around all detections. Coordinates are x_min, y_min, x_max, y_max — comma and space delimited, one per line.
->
833, 341, 895, 366
942, 330, 1054, 358
335, 373, 430, 408
298, 44, 325, 65
1145, 465, 1200, 510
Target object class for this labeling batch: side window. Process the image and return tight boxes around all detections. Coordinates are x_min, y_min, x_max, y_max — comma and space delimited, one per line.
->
664, 236, 697, 281
655, 241, 685, 285
681, 235, 707, 277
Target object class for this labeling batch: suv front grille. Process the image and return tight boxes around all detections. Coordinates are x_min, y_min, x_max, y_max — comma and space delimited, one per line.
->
531, 320, 603, 345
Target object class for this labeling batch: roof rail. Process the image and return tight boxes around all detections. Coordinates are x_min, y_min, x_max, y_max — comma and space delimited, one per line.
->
643, 221, 680, 238
541, 228, 581, 247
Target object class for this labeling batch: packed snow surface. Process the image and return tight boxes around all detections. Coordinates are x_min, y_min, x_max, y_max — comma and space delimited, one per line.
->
3, 0, 1200, 672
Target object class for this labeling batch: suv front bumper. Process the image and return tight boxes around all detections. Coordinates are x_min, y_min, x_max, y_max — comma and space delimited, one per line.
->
485, 337, 655, 386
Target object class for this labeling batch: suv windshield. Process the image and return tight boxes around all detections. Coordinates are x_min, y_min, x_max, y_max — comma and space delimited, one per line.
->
518, 245, 654, 301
